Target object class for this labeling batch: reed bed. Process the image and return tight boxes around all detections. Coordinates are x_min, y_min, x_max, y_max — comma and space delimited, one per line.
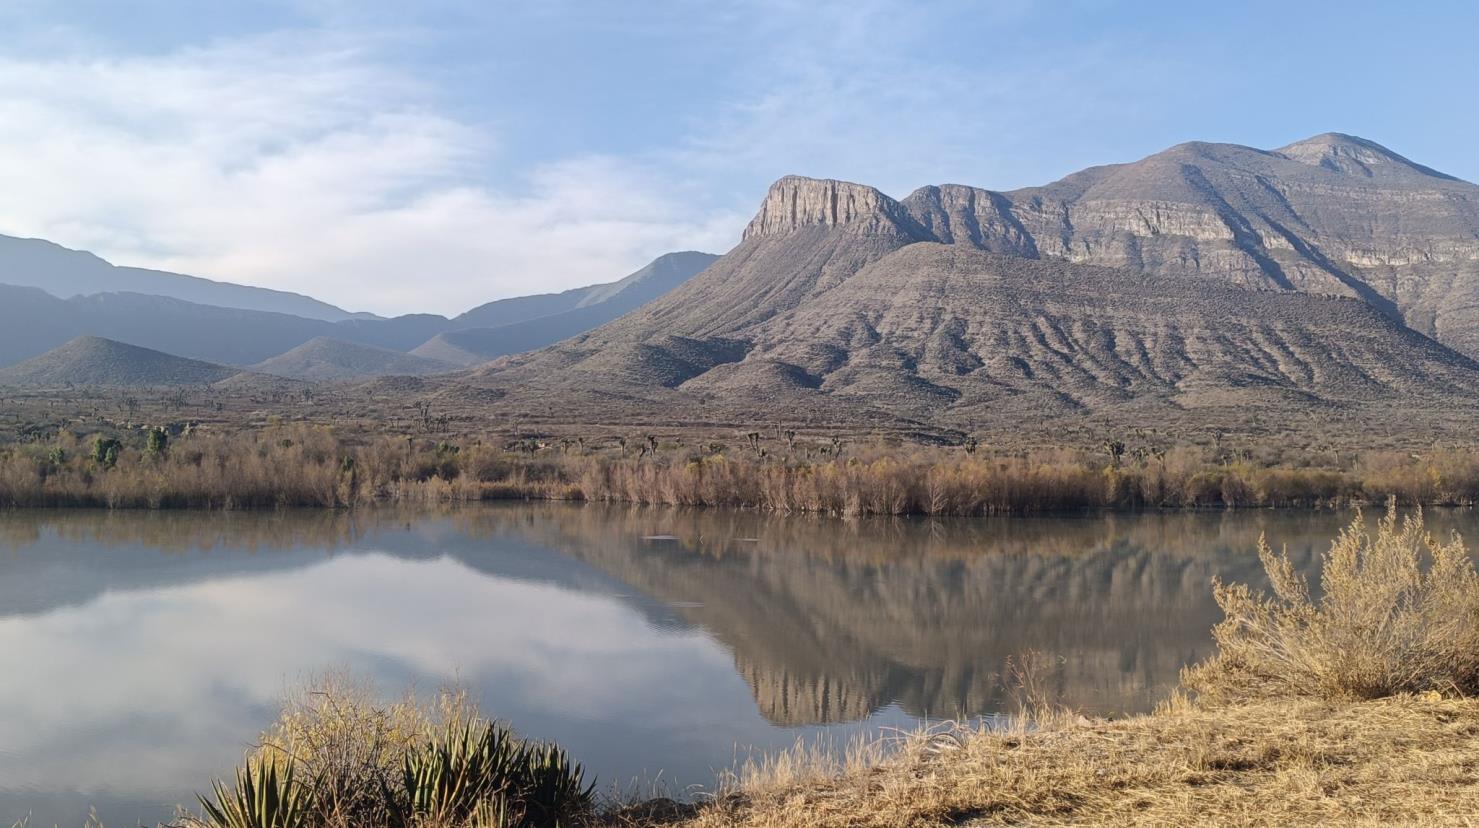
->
2, 425, 1478, 513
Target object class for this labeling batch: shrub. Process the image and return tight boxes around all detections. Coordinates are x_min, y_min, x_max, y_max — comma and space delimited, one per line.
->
205, 679, 594, 828
1183, 501, 1479, 703
91, 436, 122, 469
147, 427, 170, 456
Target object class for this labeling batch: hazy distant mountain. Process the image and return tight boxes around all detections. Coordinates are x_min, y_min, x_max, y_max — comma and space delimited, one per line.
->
463, 135, 1479, 433
0, 286, 334, 367
0, 234, 364, 321
0, 250, 717, 375
416, 251, 720, 365
450, 251, 718, 329
250, 337, 457, 380
0, 337, 240, 388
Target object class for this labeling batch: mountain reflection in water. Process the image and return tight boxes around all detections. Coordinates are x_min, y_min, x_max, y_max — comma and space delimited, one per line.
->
4, 504, 1470, 827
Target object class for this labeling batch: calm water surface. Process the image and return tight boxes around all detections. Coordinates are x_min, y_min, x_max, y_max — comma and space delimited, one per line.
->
3, 504, 1476, 827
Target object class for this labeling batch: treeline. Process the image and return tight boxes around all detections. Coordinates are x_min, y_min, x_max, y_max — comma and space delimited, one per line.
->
1, 425, 1477, 512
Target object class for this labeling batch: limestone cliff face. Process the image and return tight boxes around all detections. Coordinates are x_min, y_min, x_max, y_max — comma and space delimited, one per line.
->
742, 176, 923, 241
895, 134, 1479, 358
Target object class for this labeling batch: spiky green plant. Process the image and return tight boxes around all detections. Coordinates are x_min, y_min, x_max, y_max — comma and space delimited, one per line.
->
516, 741, 595, 826
403, 720, 523, 823
402, 719, 593, 827
194, 756, 315, 828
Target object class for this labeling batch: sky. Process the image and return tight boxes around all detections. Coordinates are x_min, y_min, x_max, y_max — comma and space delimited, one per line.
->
0, 0, 1475, 317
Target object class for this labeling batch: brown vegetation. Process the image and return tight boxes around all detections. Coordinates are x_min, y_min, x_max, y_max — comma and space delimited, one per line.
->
1185, 505, 1479, 703
637, 695, 1479, 827
3, 424, 1479, 512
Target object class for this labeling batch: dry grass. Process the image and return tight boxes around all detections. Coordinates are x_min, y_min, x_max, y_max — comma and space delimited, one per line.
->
1184, 503, 1479, 703
3, 424, 1479, 512
247, 675, 471, 827
181, 675, 592, 828
626, 696, 1479, 827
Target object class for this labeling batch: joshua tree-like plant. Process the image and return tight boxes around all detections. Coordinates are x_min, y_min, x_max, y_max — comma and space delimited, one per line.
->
146, 426, 169, 457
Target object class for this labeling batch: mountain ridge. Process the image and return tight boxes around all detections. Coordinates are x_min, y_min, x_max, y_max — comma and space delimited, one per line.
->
0, 251, 719, 374
463, 133, 1479, 435
0, 234, 366, 322
249, 337, 458, 381
415, 251, 720, 365
0, 336, 242, 388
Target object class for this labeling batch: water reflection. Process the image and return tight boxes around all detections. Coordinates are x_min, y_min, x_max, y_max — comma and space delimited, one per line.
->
1, 505, 1472, 827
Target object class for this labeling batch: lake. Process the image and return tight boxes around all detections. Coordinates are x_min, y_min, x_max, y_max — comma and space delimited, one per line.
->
3, 504, 1475, 827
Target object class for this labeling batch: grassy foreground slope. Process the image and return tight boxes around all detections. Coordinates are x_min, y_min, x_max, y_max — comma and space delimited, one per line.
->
664, 696, 1479, 827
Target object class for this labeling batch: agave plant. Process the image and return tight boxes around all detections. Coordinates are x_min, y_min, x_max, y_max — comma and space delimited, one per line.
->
402, 719, 523, 823
402, 719, 594, 827
195, 756, 315, 828
516, 742, 595, 826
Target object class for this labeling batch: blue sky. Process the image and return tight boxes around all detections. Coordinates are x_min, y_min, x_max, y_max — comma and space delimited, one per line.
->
0, 0, 1474, 315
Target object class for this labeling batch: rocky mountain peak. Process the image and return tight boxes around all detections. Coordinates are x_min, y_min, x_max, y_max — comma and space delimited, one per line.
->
742, 175, 919, 240
1277, 132, 1456, 180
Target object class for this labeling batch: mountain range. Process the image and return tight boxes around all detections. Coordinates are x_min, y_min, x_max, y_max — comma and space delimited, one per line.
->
0, 234, 365, 321
0, 251, 718, 375
5, 132, 1478, 441
457, 133, 1479, 435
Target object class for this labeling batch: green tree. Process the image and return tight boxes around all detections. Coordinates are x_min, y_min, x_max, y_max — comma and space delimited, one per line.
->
146, 427, 169, 457
92, 436, 122, 469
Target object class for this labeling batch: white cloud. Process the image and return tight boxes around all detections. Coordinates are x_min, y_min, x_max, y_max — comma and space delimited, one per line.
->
0, 32, 741, 316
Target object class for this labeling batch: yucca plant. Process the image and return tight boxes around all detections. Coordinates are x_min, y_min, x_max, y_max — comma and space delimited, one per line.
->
402, 719, 594, 827
194, 755, 315, 828
516, 742, 595, 827
402, 719, 524, 824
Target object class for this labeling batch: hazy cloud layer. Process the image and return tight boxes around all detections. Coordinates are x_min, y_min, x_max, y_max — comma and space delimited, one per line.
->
0, 34, 742, 315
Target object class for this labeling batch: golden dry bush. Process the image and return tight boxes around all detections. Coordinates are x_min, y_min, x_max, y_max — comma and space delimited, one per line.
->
1184, 501, 1479, 703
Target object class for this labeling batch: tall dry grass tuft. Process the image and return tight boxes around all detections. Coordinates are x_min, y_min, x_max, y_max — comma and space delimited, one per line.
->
716, 732, 887, 802
1183, 500, 1479, 703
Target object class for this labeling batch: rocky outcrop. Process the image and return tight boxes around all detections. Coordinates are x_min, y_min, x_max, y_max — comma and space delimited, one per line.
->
742, 176, 925, 241
896, 135, 1479, 359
